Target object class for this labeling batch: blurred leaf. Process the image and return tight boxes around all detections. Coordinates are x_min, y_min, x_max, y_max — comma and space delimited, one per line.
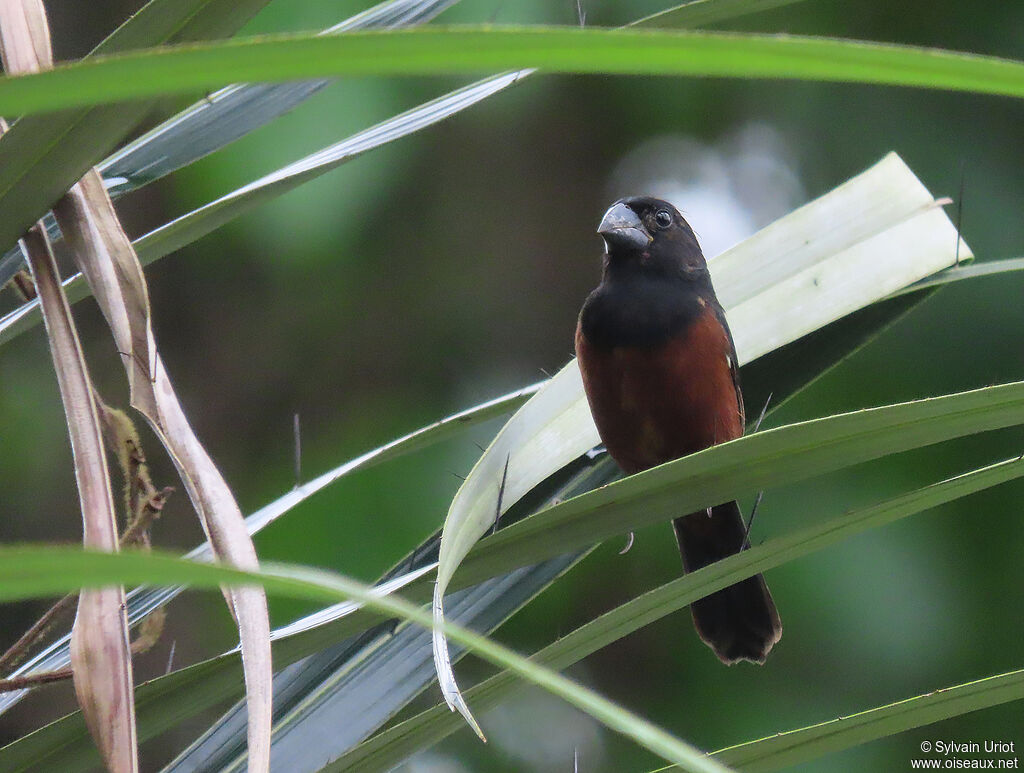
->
180, 560, 591, 772
130, 70, 531, 263
708, 670, 1024, 772
340, 455, 1024, 771
0, 0, 276, 278
0, 0, 464, 286
0, 547, 735, 773
1, 27, 1022, 117
183, 455, 616, 772
96, 0, 463, 196
431, 153, 968, 731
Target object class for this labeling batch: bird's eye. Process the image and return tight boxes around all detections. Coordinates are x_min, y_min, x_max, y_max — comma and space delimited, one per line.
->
654, 210, 672, 228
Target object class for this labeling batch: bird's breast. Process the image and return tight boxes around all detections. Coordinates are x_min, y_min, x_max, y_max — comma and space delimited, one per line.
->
575, 305, 743, 474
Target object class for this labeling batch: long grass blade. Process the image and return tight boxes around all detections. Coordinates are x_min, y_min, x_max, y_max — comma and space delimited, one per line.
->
132, 69, 530, 263
893, 255, 1024, 295
0, 559, 443, 773
174, 457, 613, 772
97, 0, 463, 199
0, 548, 737, 773
0, 69, 519, 345
465, 378, 1024, 577
2, 421, 1017, 772
0, 27, 1021, 118
638, 0, 809, 27
705, 669, 1024, 772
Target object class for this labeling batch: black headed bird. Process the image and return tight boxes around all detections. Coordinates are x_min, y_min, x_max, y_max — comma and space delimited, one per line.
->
575, 196, 782, 664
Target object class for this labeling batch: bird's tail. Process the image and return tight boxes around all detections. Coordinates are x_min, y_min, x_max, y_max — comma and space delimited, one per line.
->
672, 500, 782, 665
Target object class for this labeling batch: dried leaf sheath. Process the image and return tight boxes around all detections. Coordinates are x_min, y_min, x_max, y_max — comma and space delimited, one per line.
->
0, 2, 138, 770
53, 172, 273, 773
19, 226, 139, 773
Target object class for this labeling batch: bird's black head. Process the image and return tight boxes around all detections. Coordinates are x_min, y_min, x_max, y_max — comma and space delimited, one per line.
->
597, 197, 708, 282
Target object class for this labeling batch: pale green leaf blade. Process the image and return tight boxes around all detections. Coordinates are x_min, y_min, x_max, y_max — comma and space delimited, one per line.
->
638, 0, 810, 28
894, 256, 1024, 295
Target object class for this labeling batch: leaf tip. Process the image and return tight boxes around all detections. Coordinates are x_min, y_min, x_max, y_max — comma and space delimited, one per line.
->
432, 587, 487, 742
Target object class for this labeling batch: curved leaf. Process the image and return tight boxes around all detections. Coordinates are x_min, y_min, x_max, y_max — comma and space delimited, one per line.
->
0, 548, 734, 773
895, 255, 1024, 295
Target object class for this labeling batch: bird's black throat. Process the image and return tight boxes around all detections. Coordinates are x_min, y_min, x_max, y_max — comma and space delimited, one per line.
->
579, 272, 718, 350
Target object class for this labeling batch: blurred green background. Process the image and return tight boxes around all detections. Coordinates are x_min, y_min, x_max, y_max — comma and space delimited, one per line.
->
0, 0, 1021, 770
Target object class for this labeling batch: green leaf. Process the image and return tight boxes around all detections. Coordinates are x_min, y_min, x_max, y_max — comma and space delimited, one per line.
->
0, 27, 1021, 118
0, 547, 733, 773
129, 71, 529, 264
0, 0, 784, 289
338, 456, 1024, 771
707, 669, 1024, 772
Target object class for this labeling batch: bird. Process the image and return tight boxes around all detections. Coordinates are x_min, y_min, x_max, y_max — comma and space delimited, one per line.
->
574, 196, 782, 664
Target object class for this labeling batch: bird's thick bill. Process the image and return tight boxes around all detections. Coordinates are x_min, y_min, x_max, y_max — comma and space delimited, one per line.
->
598, 202, 651, 252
